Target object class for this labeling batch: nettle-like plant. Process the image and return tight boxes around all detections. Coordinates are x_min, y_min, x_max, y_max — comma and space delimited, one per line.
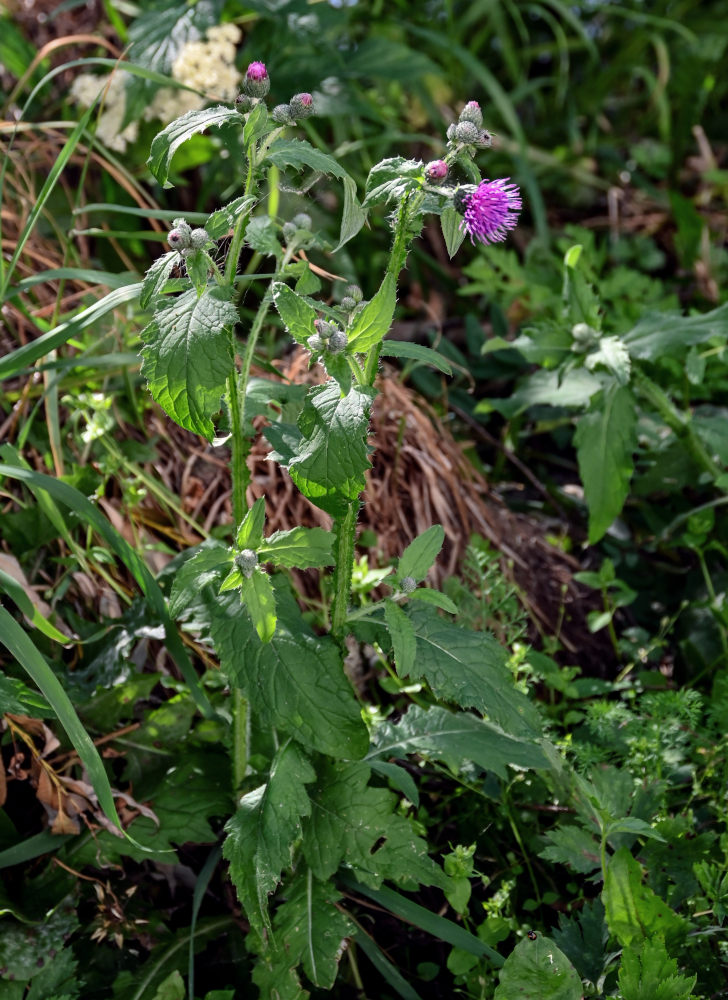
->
139, 64, 546, 995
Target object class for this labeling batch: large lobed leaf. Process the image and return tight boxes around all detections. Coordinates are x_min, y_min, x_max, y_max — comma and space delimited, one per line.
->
147, 105, 244, 188
141, 286, 237, 441
268, 382, 375, 517
209, 579, 368, 759
402, 603, 542, 737
369, 704, 549, 781
302, 758, 446, 891
494, 936, 582, 1000
224, 741, 315, 931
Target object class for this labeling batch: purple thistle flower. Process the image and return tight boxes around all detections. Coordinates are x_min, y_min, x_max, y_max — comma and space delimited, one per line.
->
243, 61, 270, 98
246, 61, 268, 81
455, 179, 522, 245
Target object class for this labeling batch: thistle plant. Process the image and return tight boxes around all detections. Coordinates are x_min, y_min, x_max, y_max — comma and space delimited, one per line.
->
138, 63, 544, 997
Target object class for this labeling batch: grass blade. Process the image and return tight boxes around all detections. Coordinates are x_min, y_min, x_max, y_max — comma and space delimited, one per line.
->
0, 605, 123, 831
355, 929, 425, 1000
0, 464, 216, 719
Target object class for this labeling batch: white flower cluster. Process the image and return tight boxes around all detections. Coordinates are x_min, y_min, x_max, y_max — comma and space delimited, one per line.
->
69, 23, 242, 152
146, 23, 242, 124
70, 70, 138, 152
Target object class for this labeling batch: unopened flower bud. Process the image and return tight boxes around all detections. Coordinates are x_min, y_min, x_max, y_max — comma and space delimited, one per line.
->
307, 333, 324, 352
425, 159, 448, 182
314, 318, 334, 340
235, 93, 253, 110
571, 323, 600, 352
476, 130, 492, 148
235, 549, 258, 577
340, 296, 356, 311
282, 221, 297, 242
327, 329, 348, 354
454, 120, 481, 144
292, 212, 312, 230
243, 61, 270, 98
344, 284, 363, 303
289, 92, 314, 119
446, 123, 457, 141
189, 228, 210, 250
459, 100, 483, 128
272, 103, 294, 124
400, 576, 417, 594
168, 218, 192, 251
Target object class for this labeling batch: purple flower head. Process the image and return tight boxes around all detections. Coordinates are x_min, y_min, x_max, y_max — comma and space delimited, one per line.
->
459, 100, 483, 127
243, 61, 270, 98
455, 179, 522, 245
246, 61, 268, 81
425, 159, 449, 182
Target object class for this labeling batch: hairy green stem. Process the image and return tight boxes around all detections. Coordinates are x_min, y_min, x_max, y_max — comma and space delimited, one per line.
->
632, 367, 723, 482
232, 687, 250, 793
228, 368, 247, 527
331, 501, 359, 641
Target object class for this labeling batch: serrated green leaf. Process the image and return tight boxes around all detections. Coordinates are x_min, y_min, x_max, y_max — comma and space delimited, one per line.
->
223, 741, 315, 931
575, 384, 637, 543
0, 903, 78, 982
276, 382, 375, 517
403, 604, 541, 737
494, 936, 582, 1000
243, 101, 272, 152
623, 301, 728, 360
147, 105, 244, 188
477, 368, 602, 419
236, 496, 266, 549
140, 251, 179, 310
205, 195, 256, 240
380, 340, 453, 375
303, 759, 445, 891
241, 571, 277, 642
604, 847, 688, 949
168, 542, 231, 619
551, 899, 608, 985
397, 525, 445, 582
251, 948, 307, 1000
219, 567, 243, 592
408, 588, 458, 614
272, 282, 317, 345
384, 599, 416, 676
346, 270, 397, 353
363, 157, 423, 208
245, 216, 281, 257
618, 936, 697, 1000
270, 870, 354, 989
210, 580, 368, 758
336, 175, 368, 250
540, 824, 602, 874
369, 704, 549, 781
267, 137, 347, 179
141, 286, 237, 440
24, 946, 78, 1000
258, 526, 334, 569
441, 206, 466, 258
185, 248, 211, 296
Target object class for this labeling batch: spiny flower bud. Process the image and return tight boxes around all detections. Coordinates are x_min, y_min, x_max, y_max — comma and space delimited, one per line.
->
477, 130, 492, 148
168, 218, 191, 251
459, 100, 483, 127
446, 123, 457, 141
571, 322, 600, 352
340, 296, 357, 311
289, 92, 314, 119
235, 93, 253, 110
272, 103, 294, 124
425, 159, 448, 182
235, 549, 258, 577
307, 333, 324, 352
400, 576, 417, 594
344, 284, 363, 303
243, 61, 270, 98
327, 329, 348, 354
282, 221, 297, 242
292, 212, 312, 230
454, 120, 481, 144
314, 318, 335, 340
189, 227, 210, 250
